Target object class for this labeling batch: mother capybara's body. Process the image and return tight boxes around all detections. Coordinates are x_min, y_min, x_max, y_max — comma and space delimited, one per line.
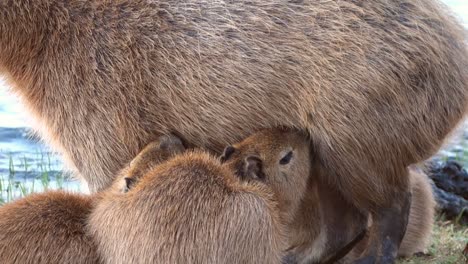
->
1, 0, 466, 199
0, 1, 467, 262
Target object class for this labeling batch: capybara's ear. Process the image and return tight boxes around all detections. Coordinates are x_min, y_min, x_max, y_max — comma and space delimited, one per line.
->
243, 155, 266, 180
159, 134, 186, 153
123, 177, 137, 193
220, 146, 236, 163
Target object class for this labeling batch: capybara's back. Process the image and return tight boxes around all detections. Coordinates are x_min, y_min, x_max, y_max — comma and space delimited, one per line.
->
0, 191, 100, 264
89, 151, 284, 264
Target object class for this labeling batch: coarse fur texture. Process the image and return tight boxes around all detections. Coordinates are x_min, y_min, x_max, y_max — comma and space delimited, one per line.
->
222, 129, 436, 263
112, 133, 186, 193
0, 0, 466, 208
89, 150, 286, 264
0, 1, 466, 262
398, 168, 436, 257
221, 128, 312, 223
221, 128, 367, 263
0, 191, 100, 264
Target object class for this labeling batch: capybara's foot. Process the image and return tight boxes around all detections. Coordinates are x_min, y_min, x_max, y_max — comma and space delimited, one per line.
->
354, 191, 412, 264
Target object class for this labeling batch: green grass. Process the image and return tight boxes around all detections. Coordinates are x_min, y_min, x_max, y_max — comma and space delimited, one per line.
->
0, 151, 80, 205
398, 218, 467, 264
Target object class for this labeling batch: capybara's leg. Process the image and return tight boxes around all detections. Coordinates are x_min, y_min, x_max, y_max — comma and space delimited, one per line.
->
316, 174, 370, 263
321, 229, 368, 264
354, 190, 412, 264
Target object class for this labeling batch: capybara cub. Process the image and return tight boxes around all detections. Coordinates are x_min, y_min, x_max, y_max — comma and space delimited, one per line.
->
2, 1, 467, 261
221, 128, 436, 263
0, 191, 100, 264
114, 134, 186, 193
221, 128, 367, 263
89, 133, 313, 263
0, 134, 185, 264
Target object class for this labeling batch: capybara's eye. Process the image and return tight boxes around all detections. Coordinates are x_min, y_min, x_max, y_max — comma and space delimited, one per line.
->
279, 151, 293, 165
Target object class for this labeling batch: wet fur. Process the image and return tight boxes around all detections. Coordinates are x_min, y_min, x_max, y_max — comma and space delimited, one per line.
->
0, 191, 100, 264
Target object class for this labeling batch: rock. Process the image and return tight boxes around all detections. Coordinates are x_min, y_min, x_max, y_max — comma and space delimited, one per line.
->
428, 161, 468, 199
426, 160, 468, 225
430, 182, 468, 225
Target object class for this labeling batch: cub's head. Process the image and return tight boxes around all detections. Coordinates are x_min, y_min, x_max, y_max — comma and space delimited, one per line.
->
115, 134, 186, 193
221, 128, 312, 220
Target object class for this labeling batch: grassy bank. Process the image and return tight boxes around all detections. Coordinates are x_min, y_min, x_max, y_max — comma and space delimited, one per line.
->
398, 217, 467, 264
0, 151, 80, 205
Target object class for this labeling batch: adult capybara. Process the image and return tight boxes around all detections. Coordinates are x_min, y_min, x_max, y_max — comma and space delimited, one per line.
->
89, 150, 291, 263
0, 191, 100, 264
1, 1, 466, 262
222, 129, 436, 263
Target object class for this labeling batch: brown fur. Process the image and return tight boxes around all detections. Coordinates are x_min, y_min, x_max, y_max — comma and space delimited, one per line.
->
0, 1, 466, 209
399, 168, 436, 256
342, 168, 436, 262
290, 165, 369, 264
112, 134, 186, 192
0, 134, 184, 264
1, 2, 466, 261
0, 191, 100, 264
221, 128, 362, 263
89, 150, 286, 264
221, 128, 312, 223
222, 129, 435, 263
